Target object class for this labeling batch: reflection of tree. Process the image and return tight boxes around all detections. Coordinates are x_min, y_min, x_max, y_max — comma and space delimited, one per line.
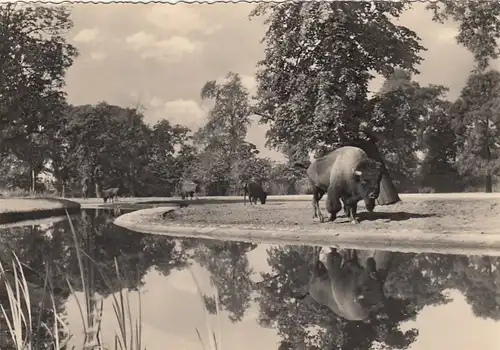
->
193, 240, 257, 322
255, 246, 457, 349
450, 255, 500, 320
0, 208, 193, 347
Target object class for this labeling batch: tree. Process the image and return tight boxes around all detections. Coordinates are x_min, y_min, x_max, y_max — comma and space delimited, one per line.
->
370, 69, 453, 191
427, 1, 500, 72
0, 4, 78, 188
250, 2, 425, 154
196, 72, 252, 194
452, 70, 500, 192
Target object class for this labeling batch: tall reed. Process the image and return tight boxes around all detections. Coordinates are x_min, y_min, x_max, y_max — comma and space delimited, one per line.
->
0, 209, 145, 349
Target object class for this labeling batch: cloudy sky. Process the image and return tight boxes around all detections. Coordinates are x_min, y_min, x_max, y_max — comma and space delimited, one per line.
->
65, 2, 479, 161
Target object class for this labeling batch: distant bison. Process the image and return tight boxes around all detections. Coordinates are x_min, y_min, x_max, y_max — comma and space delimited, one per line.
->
294, 146, 383, 223
102, 187, 119, 203
180, 180, 199, 200
243, 180, 267, 205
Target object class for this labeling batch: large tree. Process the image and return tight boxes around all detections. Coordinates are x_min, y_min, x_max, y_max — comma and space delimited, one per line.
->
370, 69, 454, 191
452, 70, 500, 192
250, 2, 425, 154
427, 1, 500, 72
0, 4, 78, 190
196, 72, 252, 194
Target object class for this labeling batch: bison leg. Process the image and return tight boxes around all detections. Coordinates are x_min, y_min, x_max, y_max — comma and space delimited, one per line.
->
364, 197, 376, 213
312, 187, 326, 222
325, 187, 342, 222
348, 202, 360, 224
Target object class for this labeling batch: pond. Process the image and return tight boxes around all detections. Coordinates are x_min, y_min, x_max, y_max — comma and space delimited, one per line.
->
0, 208, 499, 349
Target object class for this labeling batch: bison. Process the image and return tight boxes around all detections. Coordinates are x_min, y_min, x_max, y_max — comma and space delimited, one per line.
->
180, 180, 199, 200
295, 247, 394, 322
243, 180, 267, 205
102, 187, 119, 203
294, 146, 383, 224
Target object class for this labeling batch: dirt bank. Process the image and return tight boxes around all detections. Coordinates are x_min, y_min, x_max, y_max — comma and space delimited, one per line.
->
0, 198, 81, 225
114, 194, 500, 256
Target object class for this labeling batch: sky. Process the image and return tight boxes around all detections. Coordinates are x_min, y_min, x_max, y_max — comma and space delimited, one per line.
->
62, 242, 500, 350
64, 2, 481, 162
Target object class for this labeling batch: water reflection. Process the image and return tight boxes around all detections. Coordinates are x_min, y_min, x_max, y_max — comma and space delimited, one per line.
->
0, 209, 499, 349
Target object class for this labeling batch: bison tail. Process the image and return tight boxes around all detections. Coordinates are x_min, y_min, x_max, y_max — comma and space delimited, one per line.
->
293, 162, 308, 169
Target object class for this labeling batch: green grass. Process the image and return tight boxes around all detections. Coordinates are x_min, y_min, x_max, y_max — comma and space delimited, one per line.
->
0, 210, 145, 350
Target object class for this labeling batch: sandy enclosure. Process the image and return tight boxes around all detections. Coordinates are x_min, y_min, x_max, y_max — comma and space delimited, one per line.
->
157, 198, 500, 235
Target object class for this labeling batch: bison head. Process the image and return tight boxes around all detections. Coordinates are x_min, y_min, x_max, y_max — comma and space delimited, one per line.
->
353, 257, 386, 314
352, 159, 383, 200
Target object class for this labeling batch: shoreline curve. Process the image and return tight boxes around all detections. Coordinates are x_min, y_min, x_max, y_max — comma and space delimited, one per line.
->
114, 206, 500, 257
0, 198, 81, 226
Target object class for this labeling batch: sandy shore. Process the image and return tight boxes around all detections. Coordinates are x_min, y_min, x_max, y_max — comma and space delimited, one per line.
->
114, 193, 500, 256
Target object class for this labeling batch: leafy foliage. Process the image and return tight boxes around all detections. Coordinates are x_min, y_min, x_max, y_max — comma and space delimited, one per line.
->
250, 2, 425, 153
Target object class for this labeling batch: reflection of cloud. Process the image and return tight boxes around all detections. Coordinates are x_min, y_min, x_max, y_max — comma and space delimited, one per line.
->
126, 32, 202, 62
73, 28, 99, 43
403, 289, 500, 350
166, 269, 198, 294
146, 5, 222, 35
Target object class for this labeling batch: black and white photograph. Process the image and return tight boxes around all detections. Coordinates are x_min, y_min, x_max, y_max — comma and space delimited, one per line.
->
0, 1, 500, 349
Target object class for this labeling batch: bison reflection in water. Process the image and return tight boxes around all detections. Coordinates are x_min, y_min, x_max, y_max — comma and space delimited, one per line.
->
297, 247, 394, 322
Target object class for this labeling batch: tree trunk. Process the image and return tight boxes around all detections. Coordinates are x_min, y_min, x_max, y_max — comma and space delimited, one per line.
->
31, 169, 35, 194
95, 182, 100, 198
485, 174, 493, 193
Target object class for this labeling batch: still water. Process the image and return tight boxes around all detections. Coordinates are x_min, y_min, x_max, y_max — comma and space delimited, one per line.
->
0, 208, 499, 350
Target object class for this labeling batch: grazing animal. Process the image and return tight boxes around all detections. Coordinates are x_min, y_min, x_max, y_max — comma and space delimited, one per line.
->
102, 187, 119, 203
296, 247, 393, 322
180, 180, 198, 200
243, 180, 267, 205
294, 146, 383, 223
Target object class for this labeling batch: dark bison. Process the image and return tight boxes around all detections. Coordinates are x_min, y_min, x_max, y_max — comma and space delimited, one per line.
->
102, 187, 119, 203
296, 247, 394, 322
243, 180, 267, 205
294, 146, 383, 223
180, 180, 199, 200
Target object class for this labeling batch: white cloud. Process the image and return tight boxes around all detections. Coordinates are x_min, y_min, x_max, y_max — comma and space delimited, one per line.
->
73, 28, 99, 43
125, 31, 156, 48
126, 32, 201, 62
146, 5, 221, 35
240, 74, 257, 95
90, 52, 107, 60
163, 99, 207, 129
215, 74, 257, 95
149, 96, 163, 107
